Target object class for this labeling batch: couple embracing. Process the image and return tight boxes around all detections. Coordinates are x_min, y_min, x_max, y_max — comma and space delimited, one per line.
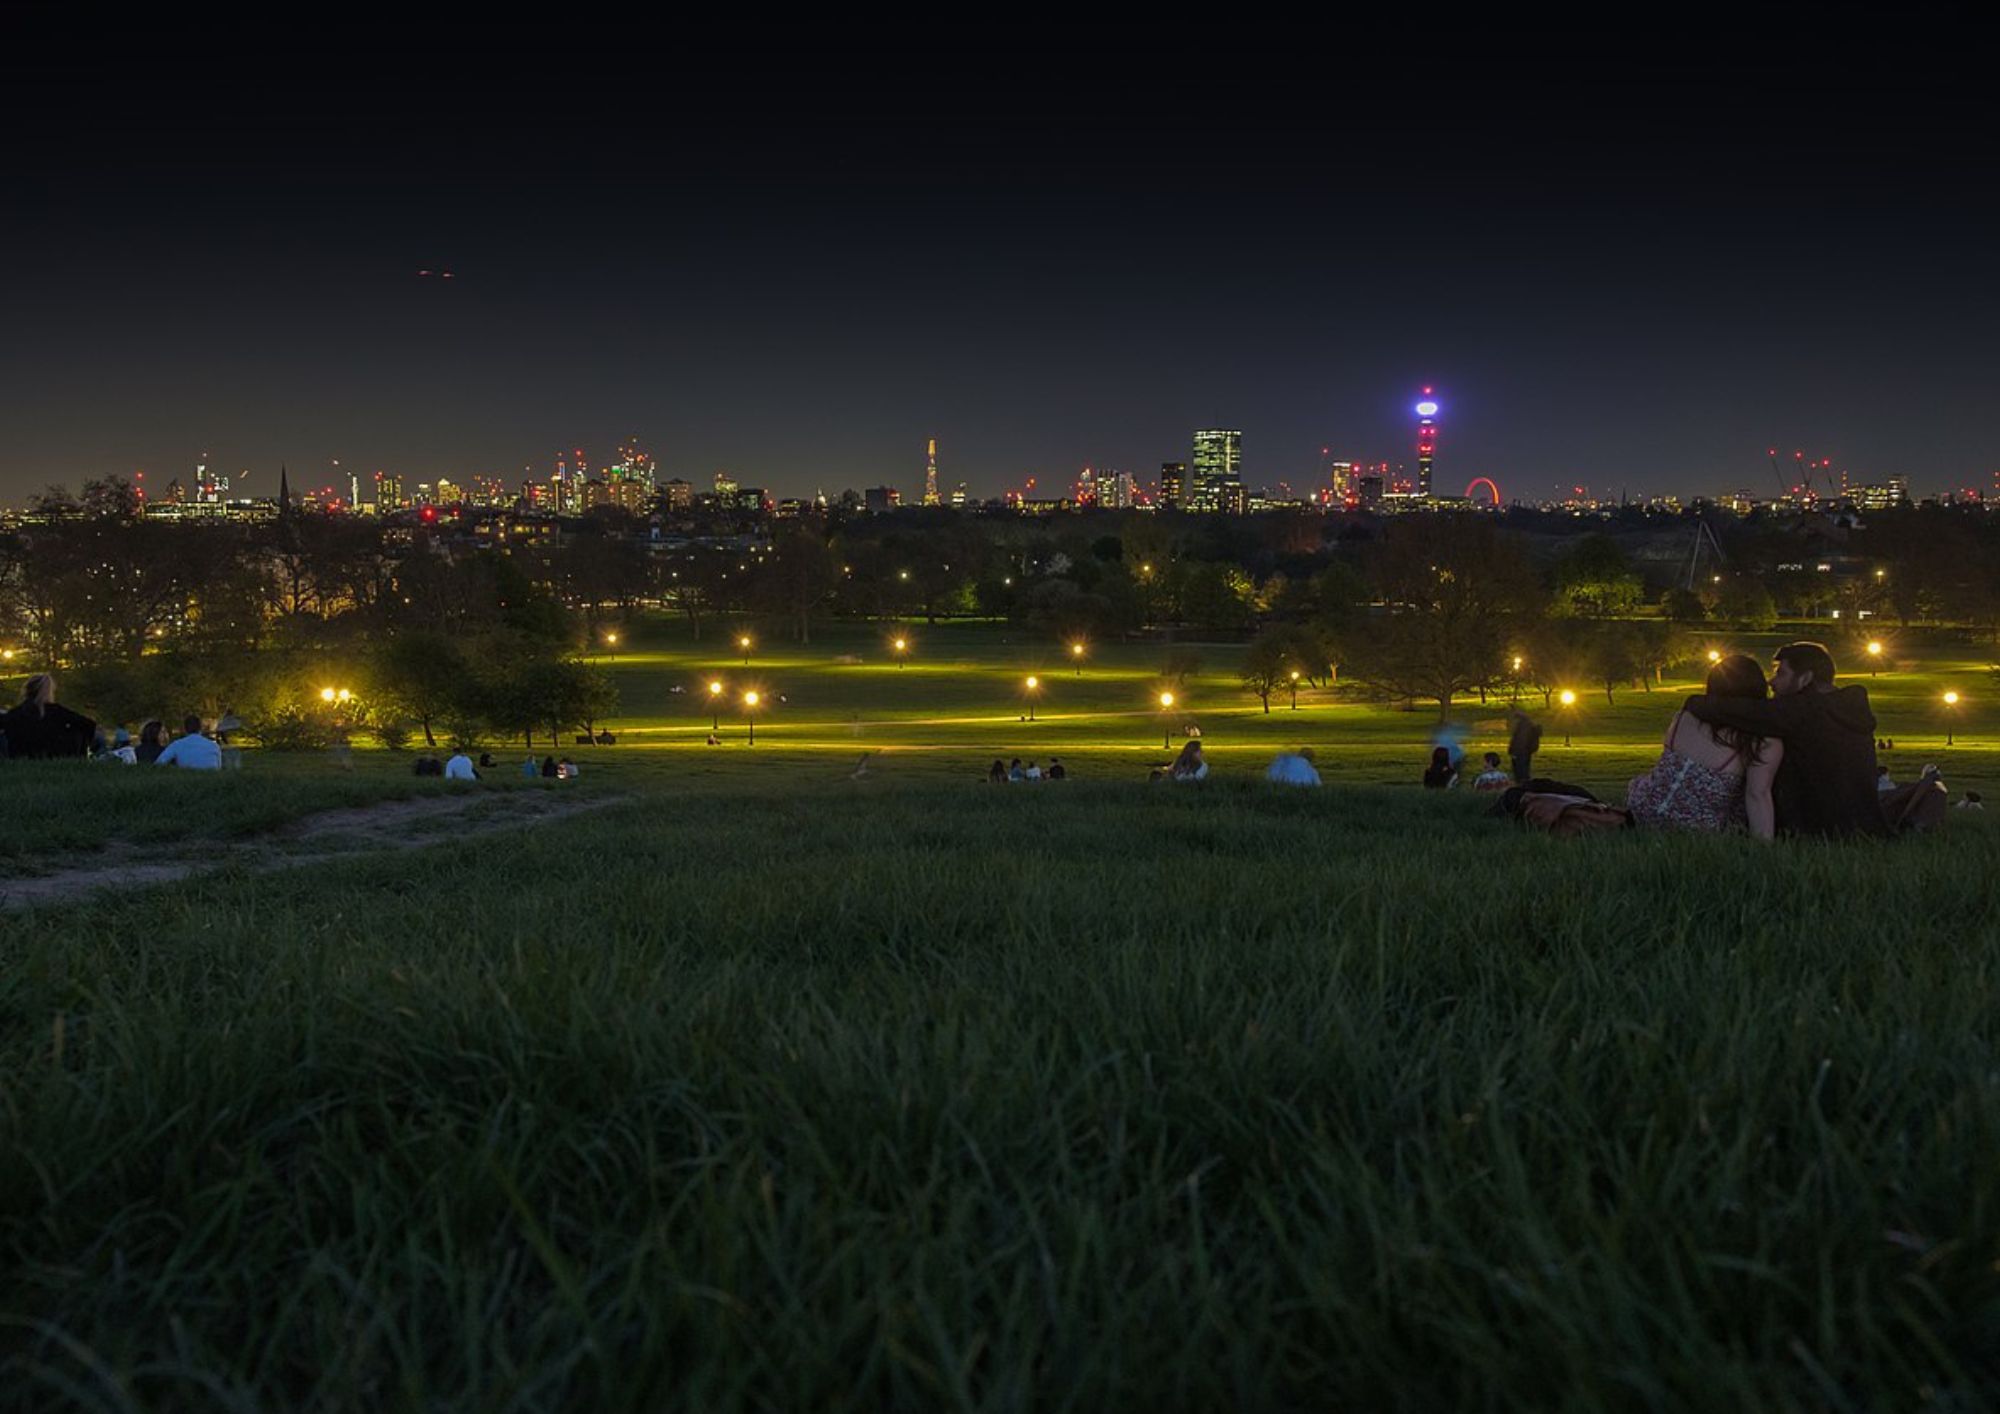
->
1627, 641, 1938, 840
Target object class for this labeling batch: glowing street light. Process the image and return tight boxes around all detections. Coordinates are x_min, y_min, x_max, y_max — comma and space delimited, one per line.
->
738, 634, 753, 666
1707, 649, 1722, 664
893, 635, 908, 668
604, 630, 620, 649
1158, 689, 1175, 749
1943, 690, 1961, 746
1558, 688, 1577, 747
1071, 641, 1086, 675
320, 687, 336, 703
1024, 675, 1040, 722
707, 679, 725, 731
743, 689, 760, 746
1866, 640, 1883, 676
1289, 668, 1301, 710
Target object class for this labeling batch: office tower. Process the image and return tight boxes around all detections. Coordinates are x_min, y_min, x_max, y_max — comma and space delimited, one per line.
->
1159, 462, 1186, 509
924, 438, 940, 506
1192, 429, 1243, 513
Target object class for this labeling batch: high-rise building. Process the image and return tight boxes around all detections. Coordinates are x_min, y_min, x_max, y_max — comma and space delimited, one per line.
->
662, 479, 695, 511
950, 482, 968, 509
1159, 462, 1186, 509
1415, 389, 1439, 499
714, 472, 740, 505
616, 439, 656, 487
924, 438, 940, 506
1191, 430, 1243, 513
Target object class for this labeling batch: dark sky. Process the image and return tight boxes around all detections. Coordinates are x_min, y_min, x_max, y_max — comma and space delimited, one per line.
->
4, 28, 1995, 505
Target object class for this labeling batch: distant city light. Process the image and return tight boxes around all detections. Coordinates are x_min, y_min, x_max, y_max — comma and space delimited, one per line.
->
1415, 400, 1440, 417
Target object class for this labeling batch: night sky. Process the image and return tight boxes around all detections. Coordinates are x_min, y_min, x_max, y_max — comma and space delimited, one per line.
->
4, 31, 1995, 506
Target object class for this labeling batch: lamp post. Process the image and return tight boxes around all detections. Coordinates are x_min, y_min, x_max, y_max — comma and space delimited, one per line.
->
738, 634, 753, 667
708, 679, 724, 731
1944, 690, 1960, 747
1707, 649, 1722, 666
1867, 640, 1883, 676
1159, 690, 1175, 749
893, 636, 908, 668
1024, 676, 1039, 722
744, 690, 760, 746
1558, 688, 1577, 748
1071, 641, 1086, 676
1510, 655, 1524, 702
604, 630, 619, 653
1289, 669, 1301, 710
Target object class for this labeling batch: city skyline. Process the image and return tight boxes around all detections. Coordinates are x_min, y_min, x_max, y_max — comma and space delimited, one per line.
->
3, 34, 1995, 507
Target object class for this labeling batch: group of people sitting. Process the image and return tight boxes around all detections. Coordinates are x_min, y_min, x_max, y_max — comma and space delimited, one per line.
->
0, 675, 222, 769
988, 756, 1068, 782
1532, 640, 1952, 839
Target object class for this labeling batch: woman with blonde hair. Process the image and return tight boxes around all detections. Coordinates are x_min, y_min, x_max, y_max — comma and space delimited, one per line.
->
1, 673, 97, 759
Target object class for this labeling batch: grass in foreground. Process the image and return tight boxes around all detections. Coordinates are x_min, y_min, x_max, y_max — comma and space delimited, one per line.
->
3, 775, 1997, 1411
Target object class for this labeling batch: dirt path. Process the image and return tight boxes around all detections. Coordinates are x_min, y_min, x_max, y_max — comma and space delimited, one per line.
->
0, 789, 621, 912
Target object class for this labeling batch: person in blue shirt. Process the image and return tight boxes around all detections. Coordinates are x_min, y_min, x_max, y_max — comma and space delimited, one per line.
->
154, 715, 221, 770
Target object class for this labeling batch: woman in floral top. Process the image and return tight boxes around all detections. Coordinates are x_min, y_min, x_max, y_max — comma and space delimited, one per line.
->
1627, 654, 1784, 838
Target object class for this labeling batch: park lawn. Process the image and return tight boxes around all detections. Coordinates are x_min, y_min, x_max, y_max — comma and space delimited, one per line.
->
0, 757, 553, 878
584, 620, 2000, 795
2, 772, 1998, 1409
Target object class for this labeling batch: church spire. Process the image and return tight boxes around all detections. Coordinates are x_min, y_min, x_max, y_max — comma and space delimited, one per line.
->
278, 464, 292, 517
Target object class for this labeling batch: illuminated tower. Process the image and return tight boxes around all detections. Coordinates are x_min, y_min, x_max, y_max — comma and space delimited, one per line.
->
1414, 389, 1439, 499
924, 438, 940, 506
1191, 429, 1242, 513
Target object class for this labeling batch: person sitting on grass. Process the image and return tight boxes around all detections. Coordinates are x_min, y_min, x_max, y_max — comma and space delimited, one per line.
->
413, 754, 442, 777
1957, 791, 1984, 811
986, 759, 1007, 783
541, 756, 560, 778
1024, 760, 1043, 781
1471, 752, 1512, 791
1682, 641, 1903, 837
1008, 758, 1025, 783
136, 719, 167, 764
1046, 757, 1067, 780
1, 673, 96, 760
1422, 747, 1458, 790
1169, 739, 1208, 782
558, 757, 578, 779
1266, 746, 1321, 786
154, 715, 221, 770
444, 748, 478, 780
1627, 653, 1781, 838
521, 755, 539, 778
1876, 766, 1895, 793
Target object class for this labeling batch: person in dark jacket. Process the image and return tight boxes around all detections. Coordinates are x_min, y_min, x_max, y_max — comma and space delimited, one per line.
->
1682, 642, 1889, 838
0, 674, 96, 759
1507, 707, 1543, 785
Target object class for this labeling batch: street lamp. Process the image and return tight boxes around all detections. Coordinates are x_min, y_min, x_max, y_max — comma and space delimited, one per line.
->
1707, 649, 1722, 665
1159, 690, 1175, 749
1944, 690, 1961, 746
1071, 641, 1086, 676
1289, 668, 1300, 709
1866, 640, 1883, 676
738, 634, 753, 666
893, 636, 908, 668
1558, 688, 1577, 747
604, 630, 619, 651
744, 689, 760, 746
708, 679, 724, 731
1024, 675, 1039, 722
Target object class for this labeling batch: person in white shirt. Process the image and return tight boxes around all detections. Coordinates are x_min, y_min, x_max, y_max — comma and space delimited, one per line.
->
443, 750, 478, 780
1266, 748, 1321, 786
154, 716, 221, 770
1024, 761, 1043, 781
1471, 752, 1513, 791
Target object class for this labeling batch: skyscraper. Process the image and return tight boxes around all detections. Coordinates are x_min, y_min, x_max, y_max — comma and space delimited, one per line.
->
1191, 430, 1243, 514
1159, 462, 1186, 509
924, 438, 940, 506
1415, 390, 1439, 499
